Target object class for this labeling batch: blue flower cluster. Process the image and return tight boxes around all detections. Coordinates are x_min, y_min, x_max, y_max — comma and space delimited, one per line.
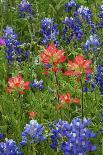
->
96, 65, 103, 94
0, 133, 5, 139
0, 139, 23, 155
18, 0, 33, 18
20, 120, 46, 146
50, 118, 97, 155
83, 74, 96, 92
40, 18, 60, 46
84, 34, 101, 52
98, 5, 103, 28
63, 16, 83, 44
63, 1, 101, 45
78, 5, 92, 24
83, 65, 103, 94
31, 79, 44, 90
77, 5, 97, 34
50, 119, 71, 150
4, 26, 30, 64
65, 0, 79, 12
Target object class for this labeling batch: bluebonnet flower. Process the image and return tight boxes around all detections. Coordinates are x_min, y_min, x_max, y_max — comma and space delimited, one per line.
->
77, 5, 97, 34
0, 133, 5, 139
31, 79, 44, 90
99, 5, 103, 18
84, 34, 101, 52
90, 22, 97, 34
64, 0, 79, 12
50, 119, 71, 149
20, 120, 46, 146
83, 74, 96, 92
0, 139, 23, 155
40, 18, 60, 46
4, 26, 18, 40
83, 65, 103, 94
18, 0, 33, 18
4, 26, 30, 64
78, 5, 92, 24
98, 5, 103, 28
96, 65, 103, 94
50, 117, 97, 154
63, 17, 83, 44
43, 64, 52, 69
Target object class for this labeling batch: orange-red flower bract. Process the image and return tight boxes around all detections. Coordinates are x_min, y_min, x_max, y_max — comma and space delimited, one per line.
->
28, 111, 37, 118
56, 92, 80, 109
6, 74, 30, 94
64, 55, 92, 77
59, 93, 71, 104
40, 43, 66, 66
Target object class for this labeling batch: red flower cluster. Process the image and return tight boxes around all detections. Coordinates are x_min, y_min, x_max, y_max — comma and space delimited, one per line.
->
40, 43, 66, 68
56, 92, 80, 110
64, 55, 92, 77
6, 74, 30, 94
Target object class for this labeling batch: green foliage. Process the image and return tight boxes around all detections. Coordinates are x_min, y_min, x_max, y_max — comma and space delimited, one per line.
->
0, 0, 103, 154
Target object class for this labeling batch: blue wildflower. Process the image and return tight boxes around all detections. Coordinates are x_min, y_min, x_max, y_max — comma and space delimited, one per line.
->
50, 119, 71, 150
64, 0, 79, 12
50, 118, 97, 154
4, 26, 30, 64
20, 120, 46, 146
18, 0, 33, 18
99, 5, 103, 18
96, 65, 103, 94
84, 34, 101, 52
40, 18, 60, 46
43, 64, 52, 69
78, 5, 92, 24
0, 134, 5, 139
0, 139, 23, 155
31, 79, 44, 90
4, 26, 18, 40
77, 5, 97, 34
98, 5, 103, 28
83, 65, 103, 94
63, 17, 83, 44
83, 74, 96, 92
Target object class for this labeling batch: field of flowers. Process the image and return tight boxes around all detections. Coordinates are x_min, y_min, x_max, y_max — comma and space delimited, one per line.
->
0, 0, 103, 154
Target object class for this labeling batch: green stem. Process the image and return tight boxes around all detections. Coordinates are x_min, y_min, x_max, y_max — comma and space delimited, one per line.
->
54, 72, 59, 102
80, 79, 84, 122
54, 71, 62, 119
27, 19, 33, 50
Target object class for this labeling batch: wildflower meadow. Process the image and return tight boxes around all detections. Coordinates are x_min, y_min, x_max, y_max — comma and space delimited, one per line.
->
0, 0, 103, 154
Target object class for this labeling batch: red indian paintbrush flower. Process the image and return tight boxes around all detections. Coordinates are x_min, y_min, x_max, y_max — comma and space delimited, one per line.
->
59, 93, 80, 104
40, 43, 66, 66
64, 55, 92, 77
59, 93, 71, 103
56, 92, 80, 110
6, 74, 30, 94
28, 111, 37, 119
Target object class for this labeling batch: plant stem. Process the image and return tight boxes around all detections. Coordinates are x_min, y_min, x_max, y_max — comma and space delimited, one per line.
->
54, 71, 62, 118
54, 72, 59, 102
80, 79, 84, 122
